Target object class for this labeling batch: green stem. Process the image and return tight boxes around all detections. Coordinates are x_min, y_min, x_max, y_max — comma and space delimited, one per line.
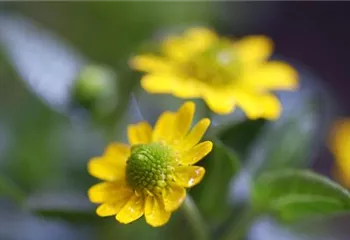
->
181, 195, 210, 240
221, 207, 257, 240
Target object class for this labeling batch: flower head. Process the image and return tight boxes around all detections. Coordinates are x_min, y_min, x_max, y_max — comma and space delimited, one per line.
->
130, 27, 298, 119
88, 101, 212, 227
329, 118, 350, 188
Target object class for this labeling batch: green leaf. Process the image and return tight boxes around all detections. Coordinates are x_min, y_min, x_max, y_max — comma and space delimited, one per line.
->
252, 169, 350, 222
0, 15, 128, 127
192, 139, 240, 223
0, 14, 84, 114
0, 174, 25, 204
26, 191, 97, 223
245, 98, 318, 175
216, 119, 266, 159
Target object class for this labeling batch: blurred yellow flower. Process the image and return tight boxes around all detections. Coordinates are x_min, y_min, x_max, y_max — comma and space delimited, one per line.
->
88, 102, 212, 227
130, 27, 299, 119
330, 118, 350, 188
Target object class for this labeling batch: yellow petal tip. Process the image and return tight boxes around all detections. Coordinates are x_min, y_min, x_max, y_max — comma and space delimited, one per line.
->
181, 101, 196, 112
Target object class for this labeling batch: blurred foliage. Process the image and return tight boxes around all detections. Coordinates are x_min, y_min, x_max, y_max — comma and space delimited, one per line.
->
252, 170, 350, 222
0, 2, 219, 240
192, 139, 240, 226
1, 2, 350, 240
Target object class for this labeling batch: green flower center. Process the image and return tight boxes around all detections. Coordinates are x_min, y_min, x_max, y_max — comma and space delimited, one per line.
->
126, 142, 176, 191
181, 40, 241, 87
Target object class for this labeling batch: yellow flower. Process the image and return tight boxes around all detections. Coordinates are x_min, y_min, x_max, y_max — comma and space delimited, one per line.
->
87, 101, 212, 227
130, 27, 298, 119
329, 118, 350, 188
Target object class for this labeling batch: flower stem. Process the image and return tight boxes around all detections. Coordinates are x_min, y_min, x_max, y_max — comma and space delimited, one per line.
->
181, 195, 210, 240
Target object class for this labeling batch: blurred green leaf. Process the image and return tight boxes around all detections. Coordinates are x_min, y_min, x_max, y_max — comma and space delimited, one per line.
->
246, 95, 321, 175
0, 14, 129, 128
0, 39, 67, 194
0, 174, 25, 204
13, 2, 217, 66
192, 139, 240, 223
26, 191, 97, 223
0, 13, 85, 114
216, 119, 266, 159
100, 211, 192, 240
252, 169, 350, 222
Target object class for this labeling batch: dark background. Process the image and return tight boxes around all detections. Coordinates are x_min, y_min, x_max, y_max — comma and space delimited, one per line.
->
266, 2, 349, 113
276, 2, 350, 175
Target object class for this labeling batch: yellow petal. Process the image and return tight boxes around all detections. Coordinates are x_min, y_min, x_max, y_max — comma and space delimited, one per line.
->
203, 90, 236, 115
244, 61, 299, 91
173, 101, 195, 141
141, 74, 178, 94
104, 143, 130, 165
88, 181, 132, 203
259, 94, 282, 120
152, 111, 176, 143
235, 35, 273, 64
88, 158, 125, 181
162, 28, 217, 61
183, 27, 218, 54
330, 119, 350, 171
96, 203, 118, 217
144, 195, 171, 227
334, 166, 350, 189
129, 54, 171, 73
96, 192, 132, 217
234, 90, 282, 120
174, 166, 205, 188
162, 183, 186, 212
162, 35, 191, 61
127, 121, 152, 145
116, 194, 145, 224
234, 90, 262, 119
180, 141, 213, 165
141, 74, 201, 98
177, 118, 211, 152
171, 80, 203, 98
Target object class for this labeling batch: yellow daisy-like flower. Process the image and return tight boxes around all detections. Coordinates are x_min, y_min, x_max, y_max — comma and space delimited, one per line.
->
330, 118, 350, 188
130, 27, 299, 119
87, 101, 212, 227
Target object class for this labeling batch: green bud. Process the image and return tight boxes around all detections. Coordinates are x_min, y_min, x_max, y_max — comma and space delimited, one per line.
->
73, 65, 118, 117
